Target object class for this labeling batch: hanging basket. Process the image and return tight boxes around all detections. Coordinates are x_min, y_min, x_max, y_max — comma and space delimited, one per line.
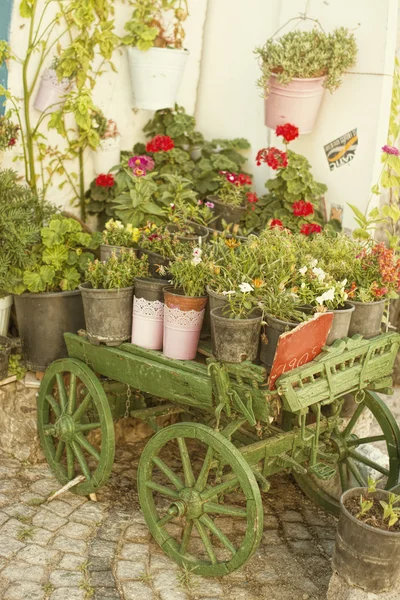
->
34, 69, 72, 114
264, 74, 325, 134
127, 47, 189, 111
93, 138, 121, 175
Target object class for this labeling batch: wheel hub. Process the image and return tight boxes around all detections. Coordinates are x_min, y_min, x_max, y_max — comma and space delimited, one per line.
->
329, 433, 352, 462
55, 415, 76, 442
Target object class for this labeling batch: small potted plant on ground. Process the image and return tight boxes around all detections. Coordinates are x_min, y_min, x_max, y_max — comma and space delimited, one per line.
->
207, 170, 257, 230
211, 281, 262, 363
80, 249, 149, 346
9, 215, 100, 371
164, 246, 210, 360
100, 218, 141, 262
255, 28, 357, 133
123, 0, 189, 110
93, 118, 121, 175
333, 479, 400, 593
34, 57, 74, 114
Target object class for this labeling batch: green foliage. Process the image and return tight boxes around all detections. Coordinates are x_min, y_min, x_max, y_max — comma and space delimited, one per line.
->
143, 105, 203, 148
0, 115, 19, 151
255, 27, 357, 94
379, 493, 400, 528
168, 253, 210, 298
8, 354, 27, 380
0, 169, 56, 293
139, 226, 192, 258
85, 249, 149, 289
123, 0, 188, 50
8, 215, 101, 294
0, 40, 10, 65
102, 219, 141, 247
112, 170, 166, 227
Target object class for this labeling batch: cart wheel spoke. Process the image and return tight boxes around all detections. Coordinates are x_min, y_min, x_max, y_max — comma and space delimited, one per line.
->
76, 433, 101, 462
66, 443, 75, 480
195, 447, 214, 492
56, 374, 68, 412
145, 480, 180, 499
343, 402, 365, 437
54, 440, 65, 463
45, 394, 61, 418
152, 457, 184, 491
203, 502, 247, 518
194, 519, 217, 565
74, 422, 101, 432
200, 514, 236, 555
346, 458, 366, 486
349, 450, 389, 477
201, 477, 239, 502
67, 373, 77, 415
73, 393, 92, 423
180, 521, 193, 554
346, 435, 386, 447
71, 441, 91, 481
177, 437, 195, 488
338, 461, 348, 493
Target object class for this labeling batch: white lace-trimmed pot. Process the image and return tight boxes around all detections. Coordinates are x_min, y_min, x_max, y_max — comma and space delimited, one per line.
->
127, 47, 189, 110
34, 69, 72, 114
0, 295, 13, 337
93, 137, 121, 176
264, 74, 325, 134
163, 287, 208, 361
131, 277, 170, 350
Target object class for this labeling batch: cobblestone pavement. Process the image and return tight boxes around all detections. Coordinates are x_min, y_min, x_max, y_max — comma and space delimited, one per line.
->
0, 437, 337, 600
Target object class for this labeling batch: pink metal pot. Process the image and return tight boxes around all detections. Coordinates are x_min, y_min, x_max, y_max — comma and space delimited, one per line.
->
163, 287, 208, 360
264, 74, 325, 134
131, 278, 169, 350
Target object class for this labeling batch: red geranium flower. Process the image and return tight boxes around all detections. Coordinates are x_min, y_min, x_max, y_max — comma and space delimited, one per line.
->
256, 147, 288, 170
300, 223, 322, 236
146, 135, 175, 153
270, 219, 284, 229
292, 200, 314, 217
276, 123, 299, 143
8, 137, 16, 147
95, 174, 114, 188
247, 192, 258, 203
237, 173, 252, 186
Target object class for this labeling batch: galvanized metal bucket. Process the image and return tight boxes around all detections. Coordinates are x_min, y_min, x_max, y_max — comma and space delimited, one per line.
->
211, 307, 262, 363
348, 299, 386, 339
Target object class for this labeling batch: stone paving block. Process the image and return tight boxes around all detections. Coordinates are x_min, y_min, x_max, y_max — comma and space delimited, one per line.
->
58, 554, 86, 571
288, 540, 319, 555
90, 570, 115, 587
71, 502, 104, 525
327, 572, 400, 599
0, 534, 24, 558
58, 521, 92, 540
58, 494, 88, 509
52, 535, 87, 555
0, 517, 25, 538
124, 522, 151, 543
261, 530, 284, 545
122, 581, 155, 600
30, 479, 58, 497
280, 510, 304, 523
95, 522, 121, 542
311, 525, 336, 540
25, 527, 54, 547
49, 570, 83, 587
318, 539, 335, 556
3, 561, 45, 583
281, 522, 312, 540
94, 592, 120, 600
0, 493, 12, 508
32, 509, 67, 532
0, 480, 23, 494
17, 544, 60, 566
89, 539, 116, 559
49, 588, 86, 600
4, 581, 45, 600
191, 577, 224, 596
120, 542, 149, 561
44, 500, 77, 518
19, 492, 46, 505
153, 571, 189, 600
0, 511, 9, 526
87, 556, 113, 571
116, 559, 147, 580
3, 504, 36, 519
252, 566, 280, 584
150, 553, 179, 572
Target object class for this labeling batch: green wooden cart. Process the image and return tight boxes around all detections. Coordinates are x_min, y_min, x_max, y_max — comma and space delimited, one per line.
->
37, 331, 400, 576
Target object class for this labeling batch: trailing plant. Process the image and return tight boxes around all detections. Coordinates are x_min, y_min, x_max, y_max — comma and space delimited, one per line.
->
0, 115, 19, 152
255, 27, 357, 95
85, 249, 149, 290
0, 169, 56, 293
102, 219, 141, 247
7, 215, 101, 295
123, 0, 189, 50
142, 104, 204, 149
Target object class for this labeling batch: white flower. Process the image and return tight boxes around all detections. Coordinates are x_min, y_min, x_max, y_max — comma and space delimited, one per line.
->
341, 279, 347, 287
192, 247, 202, 258
310, 258, 318, 268
222, 290, 236, 296
92, 118, 99, 128
343, 292, 348, 300
239, 282, 253, 293
191, 256, 202, 266
299, 266, 308, 275
105, 219, 114, 231
301, 282, 306, 289
316, 287, 335, 305
312, 267, 326, 282
115, 220, 124, 230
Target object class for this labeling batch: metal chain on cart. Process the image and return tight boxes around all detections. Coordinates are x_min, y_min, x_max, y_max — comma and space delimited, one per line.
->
124, 384, 132, 418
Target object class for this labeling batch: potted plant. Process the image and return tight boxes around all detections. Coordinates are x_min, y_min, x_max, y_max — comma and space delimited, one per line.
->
164, 246, 210, 360
0, 336, 12, 380
34, 57, 74, 114
86, 172, 118, 230
93, 118, 121, 175
132, 276, 170, 350
0, 169, 55, 337
123, 0, 189, 110
211, 281, 262, 363
207, 170, 257, 230
333, 479, 400, 593
100, 218, 141, 262
138, 224, 190, 278
0, 115, 19, 159
9, 215, 100, 371
80, 249, 149, 346
255, 28, 357, 133
162, 174, 209, 242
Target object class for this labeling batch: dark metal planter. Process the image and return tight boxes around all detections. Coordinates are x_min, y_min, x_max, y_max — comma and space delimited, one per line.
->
0, 336, 11, 380
260, 314, 299, 370
211, 307, 262, 363
326, 302, 355, 345
165, 222, 209, 243
333, 487, 400, 593
14, 290, 85, 371
80, 283, 134, 347
348, 299, 386, 339
138, 248, 170, 278
100, 244, 126, 262
207, 196, 247, 230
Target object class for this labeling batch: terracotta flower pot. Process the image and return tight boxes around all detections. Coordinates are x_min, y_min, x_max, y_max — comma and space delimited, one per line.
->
163, 287, 208, 360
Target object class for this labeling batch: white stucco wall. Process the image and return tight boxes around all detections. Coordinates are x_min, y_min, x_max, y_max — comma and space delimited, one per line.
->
2, 0, 399, 231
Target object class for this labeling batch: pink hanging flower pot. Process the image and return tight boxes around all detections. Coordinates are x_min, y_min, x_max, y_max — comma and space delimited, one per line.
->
163, 287, 208, 361
131, 277, 169, 350
34, 69, 72, 114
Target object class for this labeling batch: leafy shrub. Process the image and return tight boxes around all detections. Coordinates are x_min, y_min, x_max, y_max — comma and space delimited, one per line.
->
85, 249, 149, 289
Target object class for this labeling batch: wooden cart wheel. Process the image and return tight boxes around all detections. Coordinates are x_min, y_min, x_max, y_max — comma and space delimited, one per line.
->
37, 358, 115, 496
295, 391, 400, 516
138, 422, 263, 577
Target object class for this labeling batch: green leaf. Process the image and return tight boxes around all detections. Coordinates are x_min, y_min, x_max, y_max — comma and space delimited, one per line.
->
59, 267, 81, 291
347, 203, 367, 226
23, 266, 55, 293
371, 184, 380, 195
41, 218, 73, 247
20, 0, 33, 18
42, 245, 69, 270
78, 252, 94, 272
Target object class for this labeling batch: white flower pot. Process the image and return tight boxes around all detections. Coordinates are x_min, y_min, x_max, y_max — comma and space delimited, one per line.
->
0, 295, 13, 337
127, 47, 189, 110
34, 69, 72, 114
93, 138, 121, 175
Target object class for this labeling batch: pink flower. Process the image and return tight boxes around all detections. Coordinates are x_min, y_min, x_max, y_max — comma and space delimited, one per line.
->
198, 199, 203, 205
382, 145, 400, 156
128, 155, 155, 171
205, 201, 214, 209
132, 166, 146, 177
